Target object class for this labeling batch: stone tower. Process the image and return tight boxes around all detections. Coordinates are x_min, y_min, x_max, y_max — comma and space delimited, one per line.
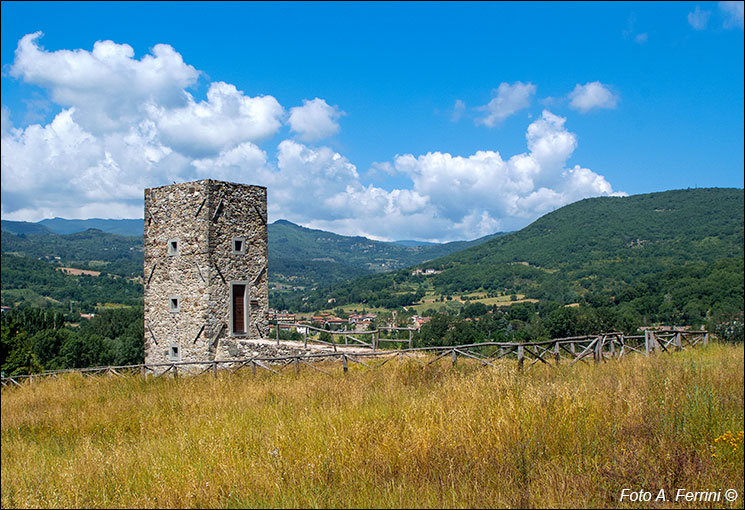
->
143, 179, 268, 365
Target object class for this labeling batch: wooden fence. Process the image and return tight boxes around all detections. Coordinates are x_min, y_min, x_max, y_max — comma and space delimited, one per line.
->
273, 321, 416, 350
0, 329, 710, 388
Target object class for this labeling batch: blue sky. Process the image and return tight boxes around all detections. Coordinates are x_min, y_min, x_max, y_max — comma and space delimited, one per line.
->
1, 1, 743, 241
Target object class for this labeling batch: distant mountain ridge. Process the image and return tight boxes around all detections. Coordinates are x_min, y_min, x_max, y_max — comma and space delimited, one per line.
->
267, 220, 504, 293
39, 218, 144, 237
1, 218, 143, 237
1, 217, 504, 299
0, 220, 55, 236
392, 240, 439, 247
288, 187, 744, 311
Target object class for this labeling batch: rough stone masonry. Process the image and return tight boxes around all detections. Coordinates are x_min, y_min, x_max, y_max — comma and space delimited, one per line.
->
143, 179, 269, 365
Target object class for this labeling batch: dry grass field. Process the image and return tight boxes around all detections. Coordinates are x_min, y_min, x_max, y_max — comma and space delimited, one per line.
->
1, 343, 743, 508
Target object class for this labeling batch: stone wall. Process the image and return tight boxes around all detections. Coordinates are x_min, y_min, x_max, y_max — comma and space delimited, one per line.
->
214, 339, 316, 360
144, 179, 268, 365
205, 181, 268, 342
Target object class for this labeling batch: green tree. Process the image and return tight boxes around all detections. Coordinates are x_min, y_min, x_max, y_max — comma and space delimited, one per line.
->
31, 328, 72, 369
318, 330, 333, 344
545, 307, 580, 338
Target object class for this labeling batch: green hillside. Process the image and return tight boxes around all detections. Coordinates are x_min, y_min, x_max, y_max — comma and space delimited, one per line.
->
289, 188, 744, 316
3, 188, 741, 327
1, 254, 143, 311
38, 217, 144, 236
1, 218, 144, 237
428, 187, 743, 297
1, 219, 500, 298
268, 219, 501, 292
0, 220, 55, 236
1, 229, 143, 278
2, 188, 742, 376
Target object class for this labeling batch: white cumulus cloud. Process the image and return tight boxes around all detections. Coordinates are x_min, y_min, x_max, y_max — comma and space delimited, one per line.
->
1, 109, 151, 220
720, 1, 745, 29
10, 32, 199, 133
2, 33, 286, 220
384, 110, 625, 239
568, 82, 619, 113
451, 99, 466, 122
688, 6, 712, 30
476, 81, 536, 127
2, 33, 624, 242
288, 98, 344, 142
149, 82, 284, 158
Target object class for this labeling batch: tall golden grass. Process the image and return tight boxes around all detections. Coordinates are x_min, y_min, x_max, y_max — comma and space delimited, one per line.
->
2, 343, 743, 508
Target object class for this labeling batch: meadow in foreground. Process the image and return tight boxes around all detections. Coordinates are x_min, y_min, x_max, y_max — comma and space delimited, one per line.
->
1, 343, 743, 509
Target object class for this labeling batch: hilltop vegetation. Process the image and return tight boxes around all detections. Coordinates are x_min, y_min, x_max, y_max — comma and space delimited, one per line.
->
1, 218, 144, 237
38, 217, 144, 236
268, 219, 501, 295
1, 344, 742, 508
2, 188, 742, 358
1, 228, 143, 278
1, 253, 143, 310
1, 219, 500, 303
426, 188, 743, 297
289, 189, 743, 332
1, 307, 143, 376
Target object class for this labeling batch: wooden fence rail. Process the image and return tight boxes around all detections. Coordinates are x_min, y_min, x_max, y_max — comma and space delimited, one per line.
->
1, 329, 710, 387
273, 321, 417, 350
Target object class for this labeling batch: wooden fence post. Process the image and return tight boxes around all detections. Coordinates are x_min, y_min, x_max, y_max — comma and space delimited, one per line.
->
342, 355, 348, 373
704, 332, 709, 345
276, 322, 280, 346
251, 360, 257, 376
675, 332, 682, 351
451, 349, 457, 367
304, 327, 308, 349
554, 342, 560, 364
294, 357, 299, 374
644, 330, 650, 356
212, 362, 218, 378
140, 365, 146, 379
517, 345, 524, 372
408, 329, 413, 350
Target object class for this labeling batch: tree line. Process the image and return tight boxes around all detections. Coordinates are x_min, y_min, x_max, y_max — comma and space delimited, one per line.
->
1, 254, 143, 312
1, 307, 143, 376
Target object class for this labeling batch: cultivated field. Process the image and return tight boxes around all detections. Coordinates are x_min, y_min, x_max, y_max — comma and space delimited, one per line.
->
1, 343, 743, 508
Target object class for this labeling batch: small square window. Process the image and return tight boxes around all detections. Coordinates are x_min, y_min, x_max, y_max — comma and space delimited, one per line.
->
169, 296, 180, 313
168, 239, 179, 256
232, 237, 246, 254
169, 344, 180, 361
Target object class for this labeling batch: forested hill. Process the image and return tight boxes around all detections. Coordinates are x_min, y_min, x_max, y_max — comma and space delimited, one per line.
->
1, 218, 144, 237
436, 187, 743, 269
1, 229, 143, 278
289, 188, 744, 311
1, 218, 502, 307
268, 219, 502, 289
